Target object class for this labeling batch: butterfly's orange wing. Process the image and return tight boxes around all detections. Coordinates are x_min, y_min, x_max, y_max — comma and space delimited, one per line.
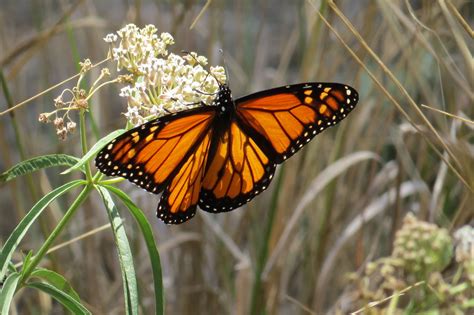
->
236, 83, 358, 163
95, 108, 216, 223
96, 82, 358, 223
158, 128, 213, 223
200, 121, 276, 212
199, 83, 358, 212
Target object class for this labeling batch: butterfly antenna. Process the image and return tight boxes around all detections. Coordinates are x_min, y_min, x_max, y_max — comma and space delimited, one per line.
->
219, 49, 231, 86
181, 50, 223, 87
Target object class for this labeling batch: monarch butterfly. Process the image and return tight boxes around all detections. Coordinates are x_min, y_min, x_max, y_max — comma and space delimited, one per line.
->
95, 81, 358, 224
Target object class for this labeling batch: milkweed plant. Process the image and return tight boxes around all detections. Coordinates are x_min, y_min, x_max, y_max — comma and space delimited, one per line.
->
0, 23, 225, 315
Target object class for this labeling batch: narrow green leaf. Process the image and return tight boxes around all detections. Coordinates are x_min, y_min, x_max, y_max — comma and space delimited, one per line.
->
0, 180, 84, 281
27, 281, 91, 315
30, 268, 81, 302
7, 262, 17, 273
0, 272, 21, 315
104, 185, 164, 315
20, 251, 33, 275
463, 298, 474, 308
448, 282, 468, 295
61, 129, 125, 174
0, 154, 81, 182
96, 186, 138, 315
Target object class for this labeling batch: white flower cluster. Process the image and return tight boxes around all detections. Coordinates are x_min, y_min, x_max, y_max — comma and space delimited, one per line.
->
105, 24, 227, 125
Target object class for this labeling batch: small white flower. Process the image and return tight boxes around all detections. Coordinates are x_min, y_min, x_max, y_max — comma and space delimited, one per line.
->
160, 32, 174, 45
107, 24, 226, 124
104, 33, 118, 43
135, 81, 146, 92
119, 86, 134, 97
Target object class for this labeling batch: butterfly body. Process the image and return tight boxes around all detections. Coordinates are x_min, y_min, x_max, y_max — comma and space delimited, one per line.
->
96, 82, 358, 224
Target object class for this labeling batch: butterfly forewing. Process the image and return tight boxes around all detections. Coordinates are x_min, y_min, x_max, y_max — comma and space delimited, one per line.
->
95, 108, 216, 195
235, 83, 358, 163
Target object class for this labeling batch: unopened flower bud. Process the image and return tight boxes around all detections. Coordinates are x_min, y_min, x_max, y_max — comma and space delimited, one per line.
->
54, 117, 64, 128
57, 127, 67, 141
66, 121, 77, 133
75, 99, 88, 109
38, 113, 49, 123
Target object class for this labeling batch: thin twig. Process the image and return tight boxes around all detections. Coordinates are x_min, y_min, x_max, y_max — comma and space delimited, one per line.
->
0, 57, 110, 117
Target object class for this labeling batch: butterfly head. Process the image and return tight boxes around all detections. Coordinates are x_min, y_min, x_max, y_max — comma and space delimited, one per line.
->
213, 84, 234, 115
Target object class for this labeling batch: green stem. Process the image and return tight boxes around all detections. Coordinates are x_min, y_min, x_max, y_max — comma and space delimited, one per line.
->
20, 184, 93, 283
79, 109, 92, 181
86, 79, 118, 101
98, 177, 125, 185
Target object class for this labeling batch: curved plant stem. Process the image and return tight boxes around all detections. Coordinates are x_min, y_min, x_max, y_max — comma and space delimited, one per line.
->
79, 109, 92, 181
19, 184, 93, 284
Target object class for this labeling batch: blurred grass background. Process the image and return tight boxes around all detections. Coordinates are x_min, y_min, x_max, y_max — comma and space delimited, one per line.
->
0, 0, 472, 314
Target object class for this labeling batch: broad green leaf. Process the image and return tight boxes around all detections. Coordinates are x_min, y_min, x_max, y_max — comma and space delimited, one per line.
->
96, 186, 138, 315
27, 281, 91, 315
104, 185, 164, 315
0, 180, 84, 280
0, 272, 21, 315
62, 129, 125, 174
30, 268, 81, 302
0, 154, 81, 182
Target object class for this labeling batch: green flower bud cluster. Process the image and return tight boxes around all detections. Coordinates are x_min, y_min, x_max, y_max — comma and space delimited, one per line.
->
349, 214, 473, 314
392, 213, 453, 279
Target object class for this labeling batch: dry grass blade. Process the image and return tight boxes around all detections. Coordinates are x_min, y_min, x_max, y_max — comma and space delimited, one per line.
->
396, 0, 473, 99
350, 281, 425, 314
316, 180, 427, 296
309, 0, 472, 192
7, 16, 107, 79
446, 0, 474, 37
189, 0, 213, 30
421, 104, 474, 125
284, 294, 317, 315
263, 151, 380, 278
14, 223, 111, 269
158, 232, 201, 253
438, 0, 472, 84
0, 0, 86, 68
200, 213, 250, 268
326, 0, 465, 169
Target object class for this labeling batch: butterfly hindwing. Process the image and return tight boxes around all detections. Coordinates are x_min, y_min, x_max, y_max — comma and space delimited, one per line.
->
95, 107, 215, 195
157, 128, 213, 224
235, 83, 358, 163
200, 121, 276, 212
